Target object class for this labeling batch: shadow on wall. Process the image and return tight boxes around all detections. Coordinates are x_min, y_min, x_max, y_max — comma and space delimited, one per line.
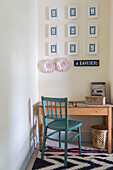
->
28, 98, 39, 149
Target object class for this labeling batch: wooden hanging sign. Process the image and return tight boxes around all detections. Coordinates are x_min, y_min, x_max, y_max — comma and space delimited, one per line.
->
74, 60, 99, 67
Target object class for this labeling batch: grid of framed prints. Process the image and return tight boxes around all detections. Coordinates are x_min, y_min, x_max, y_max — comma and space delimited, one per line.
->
48, 6, 79, 56
67, 5, 78, 55
46, 4, 99, 64
88, 4, 98, 56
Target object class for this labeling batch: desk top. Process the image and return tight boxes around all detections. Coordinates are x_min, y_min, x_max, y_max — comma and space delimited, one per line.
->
33, 101, 113, 111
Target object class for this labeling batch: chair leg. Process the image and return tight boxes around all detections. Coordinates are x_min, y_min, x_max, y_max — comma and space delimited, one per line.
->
64, 130, 68, 167
78, 126, 81, 154
41, 127, 47, 159
59, 131, 61, 148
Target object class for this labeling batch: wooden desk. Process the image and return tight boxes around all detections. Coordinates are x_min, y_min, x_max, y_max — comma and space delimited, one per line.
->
33, 102, 113, 153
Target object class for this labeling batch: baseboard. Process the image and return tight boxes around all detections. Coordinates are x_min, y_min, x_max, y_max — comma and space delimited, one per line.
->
19, 135, 39, 170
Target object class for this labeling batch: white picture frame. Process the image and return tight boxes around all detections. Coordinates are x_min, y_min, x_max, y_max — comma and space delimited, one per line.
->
68, 5, 78, 19
88, 24, 98, 37
88, 5, 98, 18
68, 24, 78, 37
68, 42, 78, 55
49, 25, 57, 37
49, 43, 57, 55
49, 7, 58, 19
88, 41, 97, 54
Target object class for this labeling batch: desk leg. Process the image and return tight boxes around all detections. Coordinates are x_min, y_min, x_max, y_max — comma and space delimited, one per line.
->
108, 107, 112, 154
38, 107, 43, 150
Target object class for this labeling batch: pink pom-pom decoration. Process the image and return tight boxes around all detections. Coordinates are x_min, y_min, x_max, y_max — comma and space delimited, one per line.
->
41, 59, 55, 73
56, 58, 71, 72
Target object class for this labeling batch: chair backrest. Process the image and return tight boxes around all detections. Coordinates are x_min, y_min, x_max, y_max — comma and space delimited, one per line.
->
41, 96, 68, 127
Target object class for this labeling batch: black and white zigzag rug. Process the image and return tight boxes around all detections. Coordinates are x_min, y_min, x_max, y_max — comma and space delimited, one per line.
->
32, 147, 113, 170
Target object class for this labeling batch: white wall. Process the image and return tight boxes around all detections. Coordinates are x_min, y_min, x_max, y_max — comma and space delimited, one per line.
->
109, 0, 113, 103
109, 0, 113, 146
38, 0, 110, 135
0, 0, 38, 170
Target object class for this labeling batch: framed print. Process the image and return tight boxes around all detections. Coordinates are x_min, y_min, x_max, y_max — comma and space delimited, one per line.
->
68, 42, 78, 55
88, 24, 98, 37
49, 43, 57, 55
88, 5, 98, 18
68, 24, 78, 37
68, 6, 78, 19
88, 41, 97, 54
49, 25, 57, 37
49, 7, 58, 19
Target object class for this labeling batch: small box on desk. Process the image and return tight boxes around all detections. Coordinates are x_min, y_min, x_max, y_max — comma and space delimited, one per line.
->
85, 96, 106, 105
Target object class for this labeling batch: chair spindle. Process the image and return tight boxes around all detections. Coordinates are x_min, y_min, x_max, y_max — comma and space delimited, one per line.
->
55, 102, 57, 118
59, 102, 62, 118
47, 101, 49, 117
51, 101, 53, 117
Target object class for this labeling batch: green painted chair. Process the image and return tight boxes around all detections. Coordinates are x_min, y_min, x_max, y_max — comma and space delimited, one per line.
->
41, 96, 82, 167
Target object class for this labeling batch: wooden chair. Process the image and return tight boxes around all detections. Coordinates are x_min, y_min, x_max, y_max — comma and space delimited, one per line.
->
41, 96, 82, 167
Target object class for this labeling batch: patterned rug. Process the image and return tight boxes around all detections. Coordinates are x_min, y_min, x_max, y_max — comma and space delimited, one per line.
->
32, 147, 113, 170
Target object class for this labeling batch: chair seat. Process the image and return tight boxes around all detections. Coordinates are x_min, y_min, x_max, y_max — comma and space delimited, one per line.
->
48, 119, 82, 131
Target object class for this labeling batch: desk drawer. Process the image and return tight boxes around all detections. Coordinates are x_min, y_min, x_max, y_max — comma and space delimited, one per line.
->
69, 107, 108, 116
